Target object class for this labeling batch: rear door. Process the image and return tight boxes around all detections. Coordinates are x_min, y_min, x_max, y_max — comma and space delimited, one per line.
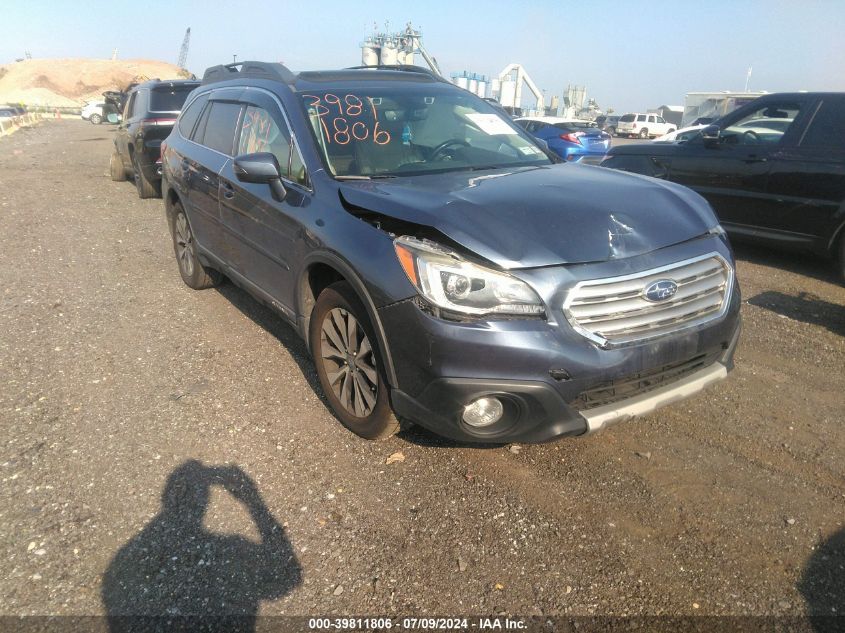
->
666, 98, 812, 231
115, 90, 139, 170
218, 90, 311, 313
765, 96, 845, 249
189, 95, 244, 266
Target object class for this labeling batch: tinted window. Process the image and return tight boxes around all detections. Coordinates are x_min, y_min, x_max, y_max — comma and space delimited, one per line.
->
200, 101, 242, 155
150, 85, 197, 112
722, 101, 804, 145
637, 114, 647, 122
553, 121, 597, 130
801, 99, 845, 148
620, 114, 635, 122
237, 106, 291, 169
178, 93, 209, 138
123, 92, 137, 119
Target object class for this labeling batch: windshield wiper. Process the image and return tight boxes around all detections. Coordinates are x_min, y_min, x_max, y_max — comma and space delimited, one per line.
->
335, 174, 398, 180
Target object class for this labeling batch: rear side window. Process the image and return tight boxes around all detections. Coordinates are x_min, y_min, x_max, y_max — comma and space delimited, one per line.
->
638, 115, 647, 122
802, 100, 845, 148
150, 85, 197, 112
200, 101, 242, 155
178, 93, 209, 138
620, 114, 635, 122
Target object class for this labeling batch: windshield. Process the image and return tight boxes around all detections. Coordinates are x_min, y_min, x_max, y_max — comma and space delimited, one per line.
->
150, 85, 197, 113
299, 86, 550, 177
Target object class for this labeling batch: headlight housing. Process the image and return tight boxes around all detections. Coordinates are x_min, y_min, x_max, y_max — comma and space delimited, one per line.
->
394, 236, 544, 317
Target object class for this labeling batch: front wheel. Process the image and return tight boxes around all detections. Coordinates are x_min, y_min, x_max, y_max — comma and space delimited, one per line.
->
90, 113, 102, 125
310, 282, 399, 440
109, 151, 127, 182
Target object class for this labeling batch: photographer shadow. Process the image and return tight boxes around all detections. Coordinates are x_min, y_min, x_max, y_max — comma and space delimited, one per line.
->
799, 527, 845, 632
102, 460, 302, 632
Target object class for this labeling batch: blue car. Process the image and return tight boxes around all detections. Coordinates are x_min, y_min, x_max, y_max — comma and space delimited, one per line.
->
516, 117, 611, 163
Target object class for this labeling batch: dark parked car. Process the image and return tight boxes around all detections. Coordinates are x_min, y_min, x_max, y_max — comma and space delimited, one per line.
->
601, 92, 845, 279
110, 79, 200, 198
161, 61, 740, 443
595, 114, 620, 137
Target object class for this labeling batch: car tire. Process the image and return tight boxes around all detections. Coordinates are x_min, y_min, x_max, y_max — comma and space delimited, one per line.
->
90, 113, 102, 125
310, 281, 399, 440
132, 153, 161, 199
169, 203, 222, 290
667, 128, 676, 134
607, 127, 616, 136
109, 151, 127, 182
639, 128, 649, 139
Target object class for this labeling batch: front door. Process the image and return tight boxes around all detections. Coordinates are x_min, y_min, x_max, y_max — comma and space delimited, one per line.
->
667, 98, 811, 231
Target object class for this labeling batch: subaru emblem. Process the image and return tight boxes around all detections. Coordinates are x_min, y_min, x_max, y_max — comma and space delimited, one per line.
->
643, 279, 678, 302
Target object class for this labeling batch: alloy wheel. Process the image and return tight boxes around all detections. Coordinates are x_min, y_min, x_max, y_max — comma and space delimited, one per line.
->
174, 213, 195, 278
320, 308, 378, 418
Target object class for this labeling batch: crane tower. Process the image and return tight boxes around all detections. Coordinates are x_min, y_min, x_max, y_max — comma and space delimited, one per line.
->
177, 28, 191, 70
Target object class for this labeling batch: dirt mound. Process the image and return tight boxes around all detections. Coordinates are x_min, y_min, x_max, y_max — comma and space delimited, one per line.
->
0, 58, 192, 107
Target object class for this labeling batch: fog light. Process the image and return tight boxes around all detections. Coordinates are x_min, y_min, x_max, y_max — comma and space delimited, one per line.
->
462, 397, 504, 427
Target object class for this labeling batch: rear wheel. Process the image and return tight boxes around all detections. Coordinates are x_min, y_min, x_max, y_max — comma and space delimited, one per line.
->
607, 127, 616, 136
132, 153, 160, 199
170, 203, 221, 289
639, 128, 649, 139
90, 113, 102, 125
310, 282, 399, 440
109, 151, 127, 181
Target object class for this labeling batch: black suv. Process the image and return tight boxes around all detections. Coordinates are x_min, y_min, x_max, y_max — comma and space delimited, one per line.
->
602, 93, 845, 279
110, 79, 200, 198
161, 62, 740, 443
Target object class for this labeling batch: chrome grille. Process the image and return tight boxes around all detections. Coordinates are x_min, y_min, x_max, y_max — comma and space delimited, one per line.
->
563, 253, 733, 347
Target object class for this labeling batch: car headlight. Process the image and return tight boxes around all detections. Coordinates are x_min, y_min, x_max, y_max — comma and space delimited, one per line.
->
393, 236, 544, 317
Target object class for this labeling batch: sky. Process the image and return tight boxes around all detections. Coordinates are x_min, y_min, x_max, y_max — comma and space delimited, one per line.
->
2, 0, 845, 113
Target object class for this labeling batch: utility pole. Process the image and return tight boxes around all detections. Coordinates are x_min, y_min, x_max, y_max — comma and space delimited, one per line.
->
233, 54, 238, 64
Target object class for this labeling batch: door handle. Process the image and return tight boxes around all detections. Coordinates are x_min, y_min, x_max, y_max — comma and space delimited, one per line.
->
221, 182, 235, 199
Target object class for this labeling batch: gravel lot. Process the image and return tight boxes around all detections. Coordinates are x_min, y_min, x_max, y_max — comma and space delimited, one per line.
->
1, 121, 843, 623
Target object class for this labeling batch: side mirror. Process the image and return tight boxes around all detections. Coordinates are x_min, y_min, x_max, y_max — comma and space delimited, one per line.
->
233, 152, 287, 202
701, 124, 721, 148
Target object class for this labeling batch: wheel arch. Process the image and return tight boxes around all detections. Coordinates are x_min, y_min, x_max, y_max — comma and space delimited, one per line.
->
297, 252, 398, 388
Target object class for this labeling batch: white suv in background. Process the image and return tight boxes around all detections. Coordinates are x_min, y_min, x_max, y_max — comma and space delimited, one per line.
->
80, 101, 105, 125
616, 113, 675, 139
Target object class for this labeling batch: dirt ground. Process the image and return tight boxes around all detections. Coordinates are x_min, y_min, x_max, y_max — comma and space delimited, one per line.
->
1, 121, 843, 623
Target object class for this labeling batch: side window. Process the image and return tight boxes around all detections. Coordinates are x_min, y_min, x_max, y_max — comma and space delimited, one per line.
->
722, 101, 804, 146
200, 101, 242, 155
637, 114, 647, 122
178, 93, 209, 138
123, 92, 136, 120
648, 115, 656, 123
657, 116, 665, 124
237, 106, 291, 170
801, 100, 845, 148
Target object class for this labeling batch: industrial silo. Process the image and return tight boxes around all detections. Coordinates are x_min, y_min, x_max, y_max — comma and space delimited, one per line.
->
361, 42, 380, 67
452, 73, 469, 90
468, 77, 478, 94
499, 79, 516, 108
380, 40, 399, 66
476, 78, 487, 98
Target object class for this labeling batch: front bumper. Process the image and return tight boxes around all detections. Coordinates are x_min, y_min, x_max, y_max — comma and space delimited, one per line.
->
379, 240, 741, 444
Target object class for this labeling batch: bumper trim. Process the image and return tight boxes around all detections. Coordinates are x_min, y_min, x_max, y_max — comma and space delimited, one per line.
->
581, 361, 728, 433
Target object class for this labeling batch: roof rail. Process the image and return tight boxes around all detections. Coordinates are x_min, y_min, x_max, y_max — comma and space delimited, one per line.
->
345, 64, 447, 81
201, 61, 296, 86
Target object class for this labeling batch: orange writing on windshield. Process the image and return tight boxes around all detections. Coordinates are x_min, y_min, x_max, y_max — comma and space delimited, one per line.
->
303, 94, 391, 146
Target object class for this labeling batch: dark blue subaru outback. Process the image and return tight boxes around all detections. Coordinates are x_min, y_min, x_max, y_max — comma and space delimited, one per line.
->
161, 62, 741, 443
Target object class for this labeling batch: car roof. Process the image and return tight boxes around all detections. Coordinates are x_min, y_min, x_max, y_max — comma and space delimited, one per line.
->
200, 61, 449, 93
132, 79, 200, 92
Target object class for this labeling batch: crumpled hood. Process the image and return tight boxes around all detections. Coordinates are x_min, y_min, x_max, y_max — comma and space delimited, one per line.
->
338, 163, 719, 269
